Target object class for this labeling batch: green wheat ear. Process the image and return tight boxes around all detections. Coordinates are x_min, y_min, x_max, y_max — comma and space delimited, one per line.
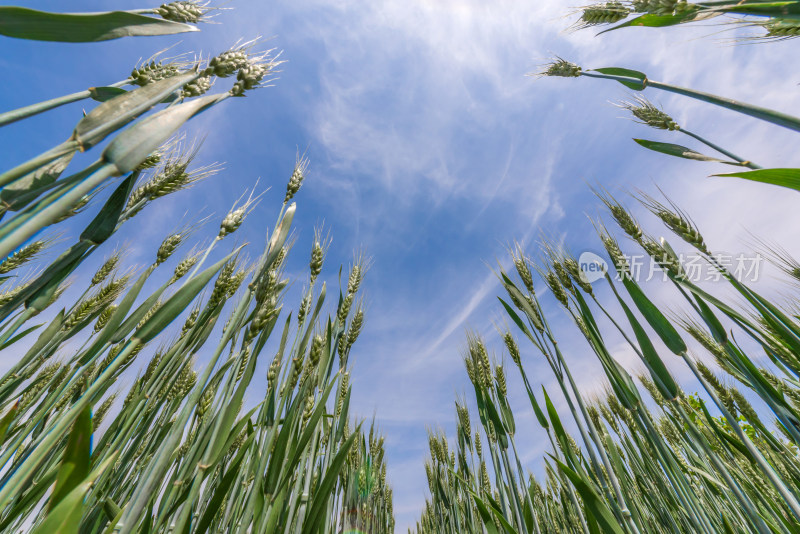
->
577, 2, 631, 28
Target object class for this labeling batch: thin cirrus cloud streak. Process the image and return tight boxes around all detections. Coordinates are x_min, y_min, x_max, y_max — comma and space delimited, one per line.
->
304, 0, 561, 186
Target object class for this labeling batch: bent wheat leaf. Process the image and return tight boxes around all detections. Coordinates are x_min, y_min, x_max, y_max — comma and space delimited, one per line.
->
80, 172, 136, 245
0, 7, 198, 42
612, 287, 680, 399
30, 455, 116, 534
556, 459, 626, 534
102, 93, 226, 175
708, 2, 800, 17
620, 276, 688, 355
469, 495, 500, 534
468, 489, 514, 534
0, 153, 75, 212
713, 168, 800, 192
48, 406, 92, 511
74, 72, 197, 151
592, 67, 647, 90
0, 403, 19, 443
634, 138, 735, 164
89, 87, 128, 102
302, 430, 360, 534
0, 324, 42, 350
598, 12, 698, 34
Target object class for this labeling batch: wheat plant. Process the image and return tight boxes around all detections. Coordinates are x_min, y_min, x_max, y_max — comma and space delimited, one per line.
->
0, 5, 395, 533
414, 3, 800, 534
413, 187, 800, 534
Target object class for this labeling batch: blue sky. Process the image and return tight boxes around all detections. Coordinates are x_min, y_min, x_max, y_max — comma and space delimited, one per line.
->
2, 1, 800, 529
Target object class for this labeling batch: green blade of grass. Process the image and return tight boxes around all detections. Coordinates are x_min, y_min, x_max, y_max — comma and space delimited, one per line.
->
0, 7, 199, 42
634, 138, 736, 164
713, 168, 800, 191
